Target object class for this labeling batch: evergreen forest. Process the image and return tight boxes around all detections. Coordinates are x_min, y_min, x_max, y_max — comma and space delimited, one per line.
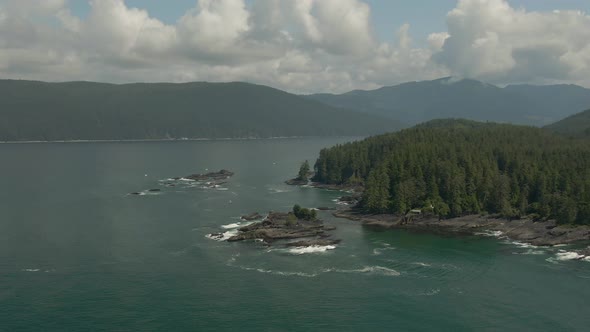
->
312, 119, 590, 224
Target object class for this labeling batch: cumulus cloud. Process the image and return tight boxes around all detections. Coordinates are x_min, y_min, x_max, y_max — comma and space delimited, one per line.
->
0, 0, 588, 92
434, 0, 590, 85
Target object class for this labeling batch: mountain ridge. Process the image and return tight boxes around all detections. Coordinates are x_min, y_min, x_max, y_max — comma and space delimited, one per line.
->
0, 79, 401, 142
305, 77, 590, 127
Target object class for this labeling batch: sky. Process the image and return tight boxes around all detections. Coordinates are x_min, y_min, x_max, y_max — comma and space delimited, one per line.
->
1, 0, 589, 93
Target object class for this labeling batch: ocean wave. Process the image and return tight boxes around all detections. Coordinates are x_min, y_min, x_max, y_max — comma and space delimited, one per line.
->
372, 247, 396, 256
22, 268, 40, 272
546, 251, 587, 263
236, 265, 317, 277
502, 240, 546, 249
268, 188, 291, 194
206, 229, 239, 241
288, 245, 336, 255
327, 266, 401, 277
513, 249, 546, 255
412, 262, 432, 267
555, 251, 585, 261
221, 223, 242, 229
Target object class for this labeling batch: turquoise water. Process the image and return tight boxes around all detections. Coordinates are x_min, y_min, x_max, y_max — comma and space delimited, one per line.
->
1, 138, 589, 331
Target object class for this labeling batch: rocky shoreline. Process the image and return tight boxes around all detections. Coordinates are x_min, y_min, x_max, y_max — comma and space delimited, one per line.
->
333, 208, 590, 247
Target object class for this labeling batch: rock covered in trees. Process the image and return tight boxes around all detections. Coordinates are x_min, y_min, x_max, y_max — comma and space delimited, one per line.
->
285, 160, 313, 185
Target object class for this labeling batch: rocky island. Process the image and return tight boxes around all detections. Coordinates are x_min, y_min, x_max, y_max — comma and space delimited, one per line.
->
177, 169, 234, 181
212, 205, 340, 246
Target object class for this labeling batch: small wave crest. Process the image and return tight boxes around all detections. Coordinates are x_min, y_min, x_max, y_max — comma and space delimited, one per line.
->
326, 266, 401, 277
206, 229, 239, 241
474, 230, 504, 237
412, 262, 432, 267
372, 247, 396, 256
221, 223, 241, 229
546, 250, 587, 263
513, 249, 546, 255
289, 245, 336, 255
555, 251, 585, 261
235, 265, 317, 277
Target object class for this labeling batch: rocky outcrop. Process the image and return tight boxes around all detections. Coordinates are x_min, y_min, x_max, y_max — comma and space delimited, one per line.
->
241, 212, 263, 221
227, 211, 337, 243
180, 169, 234, 181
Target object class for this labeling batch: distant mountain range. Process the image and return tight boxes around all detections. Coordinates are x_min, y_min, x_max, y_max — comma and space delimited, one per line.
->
545, 109, 590, 137
306, 77, 590, 127
2, 77, 590, 142
0, 80, 400, 142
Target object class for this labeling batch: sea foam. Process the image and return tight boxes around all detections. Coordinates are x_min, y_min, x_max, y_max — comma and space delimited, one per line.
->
555, 251, 585, 261
288, 245, 336, 255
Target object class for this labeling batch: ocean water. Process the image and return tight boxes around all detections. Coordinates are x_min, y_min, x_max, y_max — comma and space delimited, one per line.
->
0, 138, 589, 331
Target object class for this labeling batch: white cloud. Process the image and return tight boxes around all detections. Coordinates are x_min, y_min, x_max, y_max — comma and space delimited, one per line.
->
0, 0, 588, 92
434, 0, 590, 85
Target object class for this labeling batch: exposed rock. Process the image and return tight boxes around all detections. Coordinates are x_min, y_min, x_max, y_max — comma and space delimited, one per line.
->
208, 233, 225, 240
317, 207, 336, 211
184, 169, 234, 181
241, 212, 263, 221
147, 188, 161, 192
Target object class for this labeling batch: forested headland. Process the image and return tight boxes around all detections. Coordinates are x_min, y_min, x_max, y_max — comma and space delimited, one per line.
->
312, 119, 590, 225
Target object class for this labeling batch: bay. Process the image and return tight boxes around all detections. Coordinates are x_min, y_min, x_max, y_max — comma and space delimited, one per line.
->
0, 138, 589, 331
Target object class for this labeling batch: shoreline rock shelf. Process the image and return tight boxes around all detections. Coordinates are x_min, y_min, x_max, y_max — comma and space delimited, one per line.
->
334, 208, 590, 247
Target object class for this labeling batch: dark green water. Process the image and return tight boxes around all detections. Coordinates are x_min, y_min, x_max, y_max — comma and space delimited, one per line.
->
1, 138, 589, 331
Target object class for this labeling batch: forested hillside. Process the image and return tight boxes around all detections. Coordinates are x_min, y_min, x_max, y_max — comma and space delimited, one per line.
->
0, 80, 400, 141
545, 109, 590, 137
313, 119, 590, 224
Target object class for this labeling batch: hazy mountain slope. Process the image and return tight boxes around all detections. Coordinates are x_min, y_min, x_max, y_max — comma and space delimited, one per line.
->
307, 77, 590, 126
545, 109, 590, 137
0, 80, 401, 141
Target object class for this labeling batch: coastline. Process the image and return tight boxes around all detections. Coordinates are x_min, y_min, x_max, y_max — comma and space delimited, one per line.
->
0, 135, 363, 145
333, 208, 590, 247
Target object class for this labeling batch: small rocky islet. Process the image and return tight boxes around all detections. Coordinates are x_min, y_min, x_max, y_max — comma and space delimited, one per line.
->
129, 169, 234, 195
210, 210, 339, 247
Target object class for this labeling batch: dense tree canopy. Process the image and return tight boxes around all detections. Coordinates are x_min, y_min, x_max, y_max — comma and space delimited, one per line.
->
313, 119, 590, 225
